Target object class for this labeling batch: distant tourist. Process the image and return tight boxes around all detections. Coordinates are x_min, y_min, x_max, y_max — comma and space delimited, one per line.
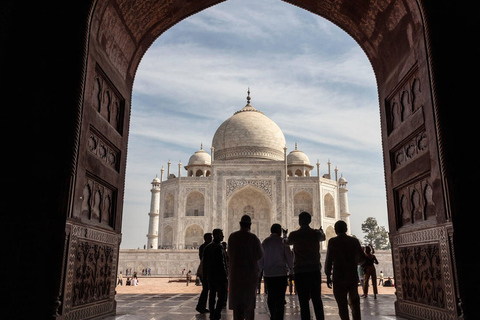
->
361, 246, 379, 299
117, 271, 123, 286
286, 212, 326, 320
196, 232, 212, 314
379, 270, 384, 286
325, 220, 365, 320
384, 277, 394, 287
228, 215, 263, 320
186, 270, 192, 286
126, 277, 131, 286
203, 229, 228, 320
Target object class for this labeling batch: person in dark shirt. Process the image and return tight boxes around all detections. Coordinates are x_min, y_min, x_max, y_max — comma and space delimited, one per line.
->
203, 229, 228, 320
286, 212, 326, 320
196, 232, 212, 314
325, 220, 365, 320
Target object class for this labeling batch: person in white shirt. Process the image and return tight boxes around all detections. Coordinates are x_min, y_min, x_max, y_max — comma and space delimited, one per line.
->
258, 224, 294, 320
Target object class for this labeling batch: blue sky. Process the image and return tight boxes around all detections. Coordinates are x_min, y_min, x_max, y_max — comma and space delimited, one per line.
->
121, 0, 387, 249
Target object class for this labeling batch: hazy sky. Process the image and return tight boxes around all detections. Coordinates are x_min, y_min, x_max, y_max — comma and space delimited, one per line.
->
121, 0, 388, 249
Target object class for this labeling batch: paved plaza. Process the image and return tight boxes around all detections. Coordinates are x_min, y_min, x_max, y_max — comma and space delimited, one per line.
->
105, 277, 404, 320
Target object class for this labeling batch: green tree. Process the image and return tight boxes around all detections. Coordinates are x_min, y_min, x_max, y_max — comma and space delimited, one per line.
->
361, 217, 391, 250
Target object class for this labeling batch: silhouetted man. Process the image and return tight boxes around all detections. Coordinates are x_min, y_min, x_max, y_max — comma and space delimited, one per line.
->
228, 215, 264, 320
196, 232, 212, 314
258, 223, 293, 320
286, 212, 326, 320
325, 220, 365, 320
203, 229, 228, 320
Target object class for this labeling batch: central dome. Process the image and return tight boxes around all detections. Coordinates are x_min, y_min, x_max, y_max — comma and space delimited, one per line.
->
212, 91, 286, 161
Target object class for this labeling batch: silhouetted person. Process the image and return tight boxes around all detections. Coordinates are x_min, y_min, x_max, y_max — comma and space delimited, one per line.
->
362, 246, 378, 299
325, 220, 365, 320
228, 215, 264, 320
196, 232, 212, 314
286, 212, 326, 320
258, 223, 293, 320
203, 229, 228, 320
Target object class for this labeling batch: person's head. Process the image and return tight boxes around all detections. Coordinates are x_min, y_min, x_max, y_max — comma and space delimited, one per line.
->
270, 223, 282, 236
334, 220, 348, 234
212, 229, 224, 242
204, 232, 213, 243
240, 215, 252, 230
298, 212, 311, 226
365, 246, 372, 254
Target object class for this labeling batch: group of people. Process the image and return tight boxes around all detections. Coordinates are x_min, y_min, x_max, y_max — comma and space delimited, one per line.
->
195, 211, 382, 320
117, 271, 139, 286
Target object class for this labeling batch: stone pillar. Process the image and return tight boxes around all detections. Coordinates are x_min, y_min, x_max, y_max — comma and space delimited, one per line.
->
338, 175, 351, 233
147, 176, 160, 249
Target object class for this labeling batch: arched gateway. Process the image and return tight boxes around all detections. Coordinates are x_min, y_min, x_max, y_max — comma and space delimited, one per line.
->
2, 1, 476, 319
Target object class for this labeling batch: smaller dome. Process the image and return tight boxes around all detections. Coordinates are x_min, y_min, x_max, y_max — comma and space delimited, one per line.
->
287, 143, 311, 166
338, 175, 347, 183
187, 145, 211, 166
152, 175, 160, 183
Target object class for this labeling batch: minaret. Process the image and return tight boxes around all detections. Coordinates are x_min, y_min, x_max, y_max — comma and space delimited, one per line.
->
338, 174, 351, 233
146, 175, 161, 249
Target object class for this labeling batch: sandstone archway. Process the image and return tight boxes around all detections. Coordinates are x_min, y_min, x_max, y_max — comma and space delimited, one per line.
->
3, 1, 475, 319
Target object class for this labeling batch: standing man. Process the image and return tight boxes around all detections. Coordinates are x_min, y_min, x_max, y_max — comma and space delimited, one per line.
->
228, 215, 264, 320
203, 229, 228, 320
258, 223, 293, 320
325, 220, 365, 320
196, 232, 213, 314
286, 212, 326, 320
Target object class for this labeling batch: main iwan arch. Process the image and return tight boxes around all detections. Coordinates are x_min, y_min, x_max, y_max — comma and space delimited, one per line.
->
1, 1, 476, 319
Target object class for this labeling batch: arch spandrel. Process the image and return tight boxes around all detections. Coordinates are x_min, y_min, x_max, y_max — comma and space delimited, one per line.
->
91, 0, 425, 89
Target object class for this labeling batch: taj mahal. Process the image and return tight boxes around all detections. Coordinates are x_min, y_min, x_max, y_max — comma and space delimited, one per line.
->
146, 90, 352, 250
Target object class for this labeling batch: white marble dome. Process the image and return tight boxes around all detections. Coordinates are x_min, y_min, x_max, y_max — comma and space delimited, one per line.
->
287, 144, 311, 165
212, 94, 286, 161
187, 146, 211, 166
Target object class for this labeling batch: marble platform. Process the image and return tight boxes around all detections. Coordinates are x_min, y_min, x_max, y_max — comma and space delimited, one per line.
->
104, 292, 404, 320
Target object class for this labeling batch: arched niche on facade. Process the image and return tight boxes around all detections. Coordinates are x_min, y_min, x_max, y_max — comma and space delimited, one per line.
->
227, 186, 272, 241
185, 191, 205, 216
184, 224, 204, 249
293, 191, 313, 216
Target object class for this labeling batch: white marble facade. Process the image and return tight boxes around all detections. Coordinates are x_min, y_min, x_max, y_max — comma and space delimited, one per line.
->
147, 91, 351, 250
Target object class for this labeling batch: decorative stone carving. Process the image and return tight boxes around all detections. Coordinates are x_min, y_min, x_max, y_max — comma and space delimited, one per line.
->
392, 226, 457, 319
386, 63, 424, 134
63, 224, 119, 319
92, 65, 125, 134
226, 179, 273, 199
395, 176, 436, 228
392, 131, 428, 169
78, 173, 116, 228
87, 127, 120, 172
72, 241, 114, 307
399, 244, 445, 308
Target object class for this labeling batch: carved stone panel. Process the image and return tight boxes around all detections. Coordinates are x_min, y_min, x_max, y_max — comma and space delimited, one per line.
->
87, 126, 121, 172
392, 130, 428, 170
76, 172, 116, 228
395, 175, 436, 228
92, 65, 125, 134
392, 226, 457, 319
386, 63, 425, 135
399, 244, 444, 307
63, 224, 119, 320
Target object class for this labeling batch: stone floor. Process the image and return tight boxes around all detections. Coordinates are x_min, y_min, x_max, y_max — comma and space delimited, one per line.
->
105, 292, 404, 320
